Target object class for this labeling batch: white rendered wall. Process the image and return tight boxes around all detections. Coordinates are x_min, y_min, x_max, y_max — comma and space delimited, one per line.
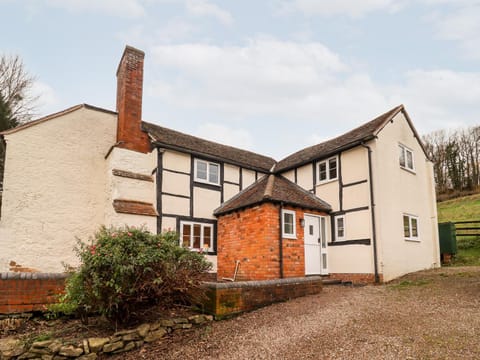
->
0, 107, 116, 272
372, 112, 440, 281
104, 146, 157, 233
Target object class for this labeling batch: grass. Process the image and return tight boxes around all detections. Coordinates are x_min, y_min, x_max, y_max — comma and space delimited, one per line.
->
389, 279, 432, 290
437, 193, 480, 223
437, 193, 480, 266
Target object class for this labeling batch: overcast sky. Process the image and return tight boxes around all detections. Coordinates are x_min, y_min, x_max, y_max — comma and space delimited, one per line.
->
1, 0, 479, 159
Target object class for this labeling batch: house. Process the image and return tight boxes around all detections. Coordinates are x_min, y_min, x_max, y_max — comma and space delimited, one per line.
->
0, 46, 440, 283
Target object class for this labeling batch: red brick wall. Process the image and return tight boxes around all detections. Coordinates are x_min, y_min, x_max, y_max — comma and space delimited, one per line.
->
217, 203, 327, 281
116, 46, 150, 154
0, 273, 66, 314
203, 277, 323, 317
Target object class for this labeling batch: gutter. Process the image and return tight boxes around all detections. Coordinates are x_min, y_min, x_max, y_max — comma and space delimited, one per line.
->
278, 202, 284, 279
361, 143, 380, 283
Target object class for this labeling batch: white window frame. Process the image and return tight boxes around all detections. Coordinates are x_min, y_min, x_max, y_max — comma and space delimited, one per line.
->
399, 144, 415, 173
282, 209, 297, 239
180, 221, 215, 252
317, 156, 338, 184
403, 214, 419, 241
334, 215, 346, 241
194, 158, 220, 186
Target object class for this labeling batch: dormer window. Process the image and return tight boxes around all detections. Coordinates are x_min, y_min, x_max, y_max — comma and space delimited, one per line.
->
399, 144, 415, 172
317, 156, 338, 184
194, 159, 220, 185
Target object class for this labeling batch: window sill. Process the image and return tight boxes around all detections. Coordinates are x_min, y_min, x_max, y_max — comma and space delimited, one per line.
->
404, 238, 420, 243
283, 235, 297, 240
316, 178, 338, 186
194, 179, 221, 187
400, 166, 416, 175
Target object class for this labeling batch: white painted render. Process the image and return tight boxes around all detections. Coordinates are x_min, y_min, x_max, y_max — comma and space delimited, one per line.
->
242, 169, 256, 188
328, 245, 374, 274
223, 183, 240, 202
372, 112, 440, 281
343, 210, 371, 240
224, 163, 240, 183
296, 164, 313, 191
0, 107, 116, 272
161, 216, 177, 232
341, 147, 369, 184
163, 171, 190, 197
282, 169, 295, 182
162, 194, 190, 216
343, 183, 370, 210
104, 146, 157, 232
193, 187, 221, 219
315, 181, 340, 211
163, 149, 190, 173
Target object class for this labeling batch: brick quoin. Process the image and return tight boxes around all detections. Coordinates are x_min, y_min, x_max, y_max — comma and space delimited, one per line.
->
116, 46, 150, 153
217, 203, 327, 281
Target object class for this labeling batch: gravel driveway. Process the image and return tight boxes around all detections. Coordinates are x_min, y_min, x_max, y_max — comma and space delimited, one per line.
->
113, 266, 480, 360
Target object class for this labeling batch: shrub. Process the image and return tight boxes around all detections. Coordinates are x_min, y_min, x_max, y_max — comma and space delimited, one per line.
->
56, 226, 212, 324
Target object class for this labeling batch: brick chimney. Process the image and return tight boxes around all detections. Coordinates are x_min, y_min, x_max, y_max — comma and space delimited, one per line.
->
116, 45, 150, 153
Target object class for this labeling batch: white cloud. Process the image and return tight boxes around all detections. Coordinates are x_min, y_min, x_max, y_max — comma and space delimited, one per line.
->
185, 0, 233, 25
389, 69, 480, 133
426, 3, 480, 59
31, 81, 60, 117
278, 0, 406, 18
46, 0, 145, 18
194, 123, 254, 150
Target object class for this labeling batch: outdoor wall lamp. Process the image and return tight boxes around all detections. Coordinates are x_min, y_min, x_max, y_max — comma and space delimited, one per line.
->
300, 218, 305, 228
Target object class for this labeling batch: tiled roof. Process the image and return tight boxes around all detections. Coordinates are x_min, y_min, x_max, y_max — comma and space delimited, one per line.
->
214, 174, 331, 216
142, 122, 276, 172
274, 105, 404, 172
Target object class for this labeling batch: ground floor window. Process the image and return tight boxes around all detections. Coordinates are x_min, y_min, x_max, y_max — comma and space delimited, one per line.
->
334, 215, 345, 241
403, 214, 419, 241
282, 209, 297, 239
180, 221, 214, 252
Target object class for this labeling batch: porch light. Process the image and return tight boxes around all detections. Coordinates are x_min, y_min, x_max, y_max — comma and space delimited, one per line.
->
300, 218, 305, 228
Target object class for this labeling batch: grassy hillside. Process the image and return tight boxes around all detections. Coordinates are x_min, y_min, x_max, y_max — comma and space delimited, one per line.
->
437, 193, 480, 223
437, 193, 480, 266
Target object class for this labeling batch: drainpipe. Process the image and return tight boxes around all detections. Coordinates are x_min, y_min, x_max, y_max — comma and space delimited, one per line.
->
278, 202, 284, 279
361, 143, 380, 284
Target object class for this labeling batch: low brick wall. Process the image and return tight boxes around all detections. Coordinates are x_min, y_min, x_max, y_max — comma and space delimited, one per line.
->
202, 276, 323, 317
0, 273, 67, 314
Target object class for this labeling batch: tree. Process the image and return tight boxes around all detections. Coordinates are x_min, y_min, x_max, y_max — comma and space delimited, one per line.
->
0, 54, 38, 125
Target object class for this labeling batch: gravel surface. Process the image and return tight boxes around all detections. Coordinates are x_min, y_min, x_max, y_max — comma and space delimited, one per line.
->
111, 266, 480, 360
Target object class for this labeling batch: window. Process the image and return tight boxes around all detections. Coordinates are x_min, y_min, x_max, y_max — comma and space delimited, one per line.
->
282, 210, 296, 239
403, 214, 419, 241
194, 159, 220, 185
399, 144, 415, 172
180, 221, 214, 252
317, 156, 338, 183
335, 215, 345, 241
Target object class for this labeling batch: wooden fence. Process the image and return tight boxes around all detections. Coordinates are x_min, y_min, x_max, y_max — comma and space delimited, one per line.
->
454, 220, 480, 239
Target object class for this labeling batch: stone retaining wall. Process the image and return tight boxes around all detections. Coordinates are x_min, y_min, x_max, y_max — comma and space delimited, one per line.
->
0, 314, 213, 359
0, 273, 67, 314
202, 276, 323, 317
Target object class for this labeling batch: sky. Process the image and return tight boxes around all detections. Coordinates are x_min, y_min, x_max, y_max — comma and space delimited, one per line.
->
1, 0, 479, 159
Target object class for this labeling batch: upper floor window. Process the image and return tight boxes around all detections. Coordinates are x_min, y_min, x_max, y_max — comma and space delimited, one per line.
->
334, 215, 345, 241
399, 144, 415, 172
194, 159, 220, 185
180, 221, 214, 252
403, 214, 419, 241
317, 156, 338, 184
282, 210, 296, 239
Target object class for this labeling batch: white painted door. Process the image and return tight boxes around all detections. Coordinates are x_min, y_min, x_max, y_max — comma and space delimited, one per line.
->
304, 215, 328, 275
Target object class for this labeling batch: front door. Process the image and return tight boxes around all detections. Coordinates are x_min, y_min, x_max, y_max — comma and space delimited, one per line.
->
304, 215, 328, 275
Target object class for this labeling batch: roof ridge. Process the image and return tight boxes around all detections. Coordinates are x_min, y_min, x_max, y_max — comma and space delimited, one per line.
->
264, 174, 275, 198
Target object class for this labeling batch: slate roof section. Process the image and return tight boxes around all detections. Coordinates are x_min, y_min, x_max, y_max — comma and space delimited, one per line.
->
214, 174, 331, 216
274, 105, 404, 172
142, 121, 276, 172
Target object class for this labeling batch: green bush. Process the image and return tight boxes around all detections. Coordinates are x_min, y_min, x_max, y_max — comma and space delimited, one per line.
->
56, 226, 212, 324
